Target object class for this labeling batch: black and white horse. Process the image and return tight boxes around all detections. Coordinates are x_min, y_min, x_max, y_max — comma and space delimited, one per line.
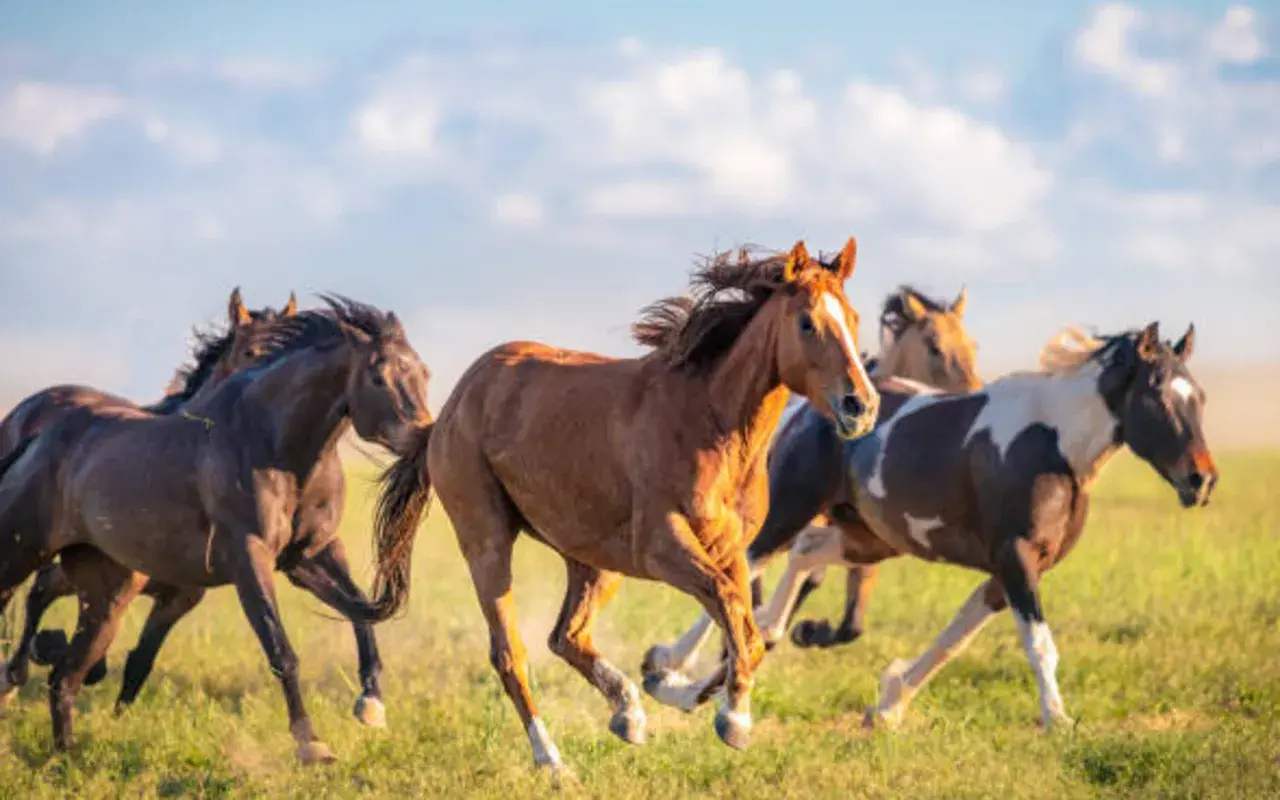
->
644, 323, 1217, 729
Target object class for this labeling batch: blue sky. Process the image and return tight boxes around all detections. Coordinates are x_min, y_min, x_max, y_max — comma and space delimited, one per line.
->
1, 1, 1277, 407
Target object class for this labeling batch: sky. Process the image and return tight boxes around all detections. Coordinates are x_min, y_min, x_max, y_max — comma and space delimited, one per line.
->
1, 1, 1277, 409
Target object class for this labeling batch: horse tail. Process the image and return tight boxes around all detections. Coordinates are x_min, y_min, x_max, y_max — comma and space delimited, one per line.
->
360, 423, 434, 622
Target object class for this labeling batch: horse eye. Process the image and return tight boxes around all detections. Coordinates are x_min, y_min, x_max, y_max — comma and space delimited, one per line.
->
798, 314, 816, 336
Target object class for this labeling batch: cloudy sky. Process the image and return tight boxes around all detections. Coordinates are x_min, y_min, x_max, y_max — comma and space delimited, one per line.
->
1, 1, 1276, 408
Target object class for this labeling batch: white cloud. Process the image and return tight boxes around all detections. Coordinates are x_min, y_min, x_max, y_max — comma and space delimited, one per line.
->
1072, 3, 1175, 96
1207, 6, 1265, 65
0, 81, 123, 154
141, 116, 223, 164
491, 192, 545, 229
956, 66, 1006, 104
215, 57, 325, 90
353, 59, 441, 157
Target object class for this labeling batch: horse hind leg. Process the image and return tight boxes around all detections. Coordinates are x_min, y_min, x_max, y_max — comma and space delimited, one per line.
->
793, 564, 881, 649
47, 547, 146, 750
548, 558, 645, 745
114, 583, 205, 713
285, 539, 386, 728
3, 563, 76, 699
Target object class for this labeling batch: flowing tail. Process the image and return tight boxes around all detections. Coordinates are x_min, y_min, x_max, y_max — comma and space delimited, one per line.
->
356, 422, 434, 623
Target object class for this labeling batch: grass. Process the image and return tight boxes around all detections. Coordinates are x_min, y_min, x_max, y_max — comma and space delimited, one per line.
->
2, 449, 1278, 798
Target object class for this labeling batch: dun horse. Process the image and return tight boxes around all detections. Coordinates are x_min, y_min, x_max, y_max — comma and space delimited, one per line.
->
374, 239, 879, 774
645, 285, 981, 674
650, 323, 1217, 730
0, 298, 431, 762
0, 288, 294, 703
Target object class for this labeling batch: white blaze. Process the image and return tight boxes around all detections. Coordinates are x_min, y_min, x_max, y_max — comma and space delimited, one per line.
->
1170, 376, 1194, 401
820, 292, 873, 397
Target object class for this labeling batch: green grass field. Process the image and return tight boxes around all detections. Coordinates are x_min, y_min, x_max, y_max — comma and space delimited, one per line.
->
2, 450, 1278, 798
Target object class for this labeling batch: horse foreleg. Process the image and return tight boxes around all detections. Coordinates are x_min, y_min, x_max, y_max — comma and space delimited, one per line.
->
114, 583, 205, 713
1000, 537, 1073, 729
756, 525, 844, 649
548, 558, 645, 745
865, 578, 1006, 729
285, 538, 386, 728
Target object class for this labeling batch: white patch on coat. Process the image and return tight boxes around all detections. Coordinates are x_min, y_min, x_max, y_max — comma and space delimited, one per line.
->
527, 717, 562, 767
1170, 376, 1194, 401
964, 361, 1118, 483
903, 514, 944, 549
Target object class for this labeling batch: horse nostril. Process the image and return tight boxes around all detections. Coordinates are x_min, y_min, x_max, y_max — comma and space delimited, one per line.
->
840, 394, 864, 419
1188, 472, 1204, 491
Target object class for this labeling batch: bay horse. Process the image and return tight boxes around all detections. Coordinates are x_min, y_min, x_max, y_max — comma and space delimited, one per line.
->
649, 323, 1217, 731
0, 297, 431, 762
646, 285, 982, 676
373, 239, 879, 775
1, 286, 294, 696
1, 288, 293, 701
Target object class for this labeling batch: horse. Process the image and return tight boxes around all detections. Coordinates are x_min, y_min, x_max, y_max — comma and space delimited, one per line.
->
0, 297, 431, 762
641, 284, 982, 676
372, 238, 879, 776
0, 288, 293, 702
6, 295, 402, 732
647, 322, 1217, 731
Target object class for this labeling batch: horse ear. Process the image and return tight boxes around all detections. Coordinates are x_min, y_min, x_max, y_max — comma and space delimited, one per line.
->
833, 236, 857, 281
782, 240, 811, 282
951, 286, 968, 317
228, 287, 252, 327
1174, 323, 1195, 362
1136, 321, 1160, 361
282, 292, 298, 317
901, 290, 927, 321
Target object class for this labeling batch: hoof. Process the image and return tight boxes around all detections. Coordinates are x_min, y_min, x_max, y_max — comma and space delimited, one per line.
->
544, 761, 578, 788
642, 670, 697, 712
84, 658, 109, 687
353, 694, 387, 728
713, 708, 751, 751
1041, 712, 1077, 732
0, 677, 15, 710
31, 630, 70, 667
640, 644, 675, 679
608, 707, 647, 745
296, 740, 338, 765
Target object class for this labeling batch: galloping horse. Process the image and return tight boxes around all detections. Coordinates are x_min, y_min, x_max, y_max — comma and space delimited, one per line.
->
374, 240, 880, 774
649, 323, 1217, 730
1, 288, 293, 702
643, 285, 981, 674
0, 298, 431, 762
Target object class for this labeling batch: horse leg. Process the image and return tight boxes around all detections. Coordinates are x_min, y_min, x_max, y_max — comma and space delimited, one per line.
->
792, 564, 881, 649
0, 540, 47, 706
755, 525, 844, 649
547, 558, 645, 745
642, 535, 764, 751
865, 578, 1007, 729
230, 537, 333, 764
114, 584, 205, 713
3, 563, 75, 695
48, 547, 146, 750
1000, 537, 1072, 728
284, 538, 386, 728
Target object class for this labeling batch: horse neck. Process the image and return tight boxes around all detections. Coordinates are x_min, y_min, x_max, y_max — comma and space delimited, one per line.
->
997, 362, 1121, 484
240, 344, 353, 474
705, 305, 791, 461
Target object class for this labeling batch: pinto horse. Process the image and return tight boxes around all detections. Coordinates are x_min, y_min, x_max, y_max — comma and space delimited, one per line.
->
643, 285, 981, 673
0, 298, 431, 762
651, 322, 1217, 730
374, 239, 879, 774
0, 288, 293, 701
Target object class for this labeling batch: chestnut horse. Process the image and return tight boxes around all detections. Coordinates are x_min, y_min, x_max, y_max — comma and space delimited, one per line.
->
0, 288, 295, 703
651, 323, 1217, 730
374, 239, 879, 774
647, 285, 982, 675
0, 298, 431, 762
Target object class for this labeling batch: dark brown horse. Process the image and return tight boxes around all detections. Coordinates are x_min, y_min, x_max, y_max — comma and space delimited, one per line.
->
650, 323, 1217, 729
374, 239, 879, 775
0, 298, 430, 762
0, 288, 293, 703
647, 285, 982, 672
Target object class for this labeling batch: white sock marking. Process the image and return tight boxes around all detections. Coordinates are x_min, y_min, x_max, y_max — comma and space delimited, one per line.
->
527, 717, 563, 766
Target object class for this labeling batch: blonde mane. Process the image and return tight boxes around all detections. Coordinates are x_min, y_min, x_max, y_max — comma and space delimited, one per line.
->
1037, 327, 1107, 376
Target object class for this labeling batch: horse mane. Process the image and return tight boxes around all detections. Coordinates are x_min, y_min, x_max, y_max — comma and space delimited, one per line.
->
632, 246, 839, 372
246, 295, 403, 367
880, 285, 950, 332
1037, 326, 1132, 376
148, 323, 242, 413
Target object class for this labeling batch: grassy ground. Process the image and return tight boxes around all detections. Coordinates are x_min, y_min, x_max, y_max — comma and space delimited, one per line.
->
2, 450, 1278, 798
